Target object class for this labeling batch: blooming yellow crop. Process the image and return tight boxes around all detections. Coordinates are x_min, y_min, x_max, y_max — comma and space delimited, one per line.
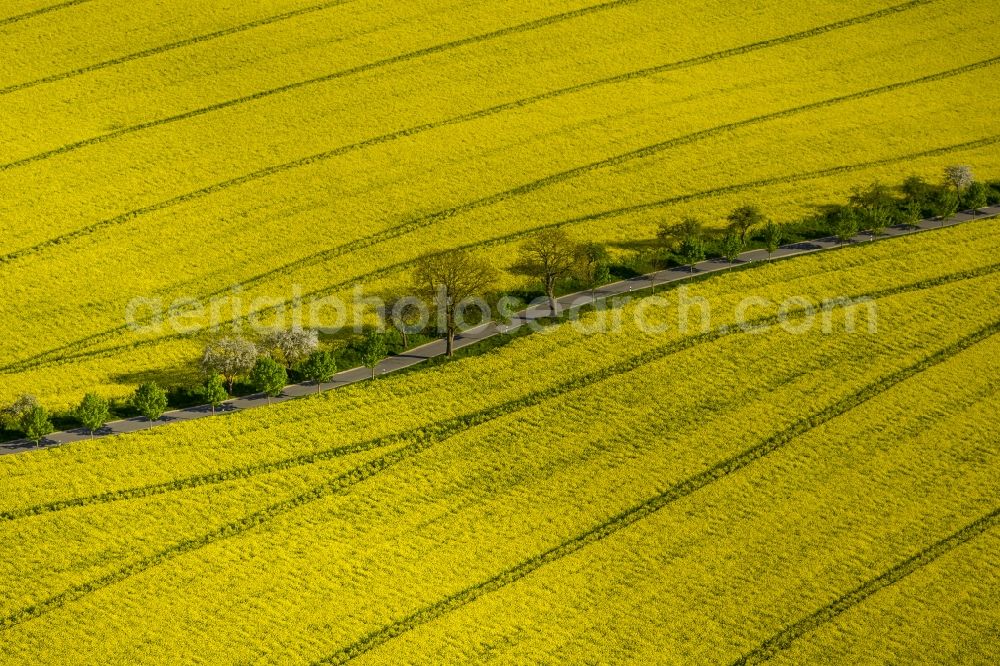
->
1, 0, 999, 408
1, 231, 998, 661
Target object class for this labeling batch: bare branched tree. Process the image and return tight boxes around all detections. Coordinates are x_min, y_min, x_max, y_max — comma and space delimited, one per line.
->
520, 228, 577, 315
413, 250, 497, 356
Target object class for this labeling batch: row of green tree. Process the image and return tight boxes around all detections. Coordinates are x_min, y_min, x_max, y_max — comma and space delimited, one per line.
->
649, 166, 997, 272
3, 168, 997, 445
0, 328, 391, 445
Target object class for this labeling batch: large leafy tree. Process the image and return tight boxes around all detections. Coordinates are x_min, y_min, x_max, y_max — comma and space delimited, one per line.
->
726, 205, 765, 245
850, 182, 896, 239
963, 181, 988, 215
360, 332, 388, 380
574, 241, 611, 297
383, 294, 425, 349
721, 232, 743, 265
249, 356, 287, 404
830, 208, 860, 244
300, 350, 338, 393
263, 328, 318, 368
657, 216, 703, 249
2, 394, 38, 432
519, 228, 578, 316
132, 382, 168, 424
762, 220, 784, 260
22, 405, 53, 447
943, 164, 973, 192
76, 393, 110, 436
679, 237, 706, 273
413, 250, 497, 356
199, 374, 229, 414
932, 189, 960, 225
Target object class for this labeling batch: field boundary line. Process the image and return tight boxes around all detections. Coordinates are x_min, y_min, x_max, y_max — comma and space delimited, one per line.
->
310, 320, 1000, 664
354, 57, 1000, 258
0, 305, 745, 628
732, 505, 1000, 665
7, 270, 942, 519
284, 144, 1000, 310
0, 0, 642, 173
182, 0, 945, 296
2, 0, 929, 89
470, 139, 1000, 249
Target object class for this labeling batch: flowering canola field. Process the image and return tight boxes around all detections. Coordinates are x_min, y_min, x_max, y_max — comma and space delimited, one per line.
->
0, 224, 998, 662
1, 0, 999, 407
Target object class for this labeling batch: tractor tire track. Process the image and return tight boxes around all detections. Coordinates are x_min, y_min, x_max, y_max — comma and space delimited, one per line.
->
162, 0, 940, 299
318, 56, 1000, 260
0, 436, 433, 632
732, 506, 1000, 665
468, 135, 1000, 250
288, 135, 1000, 307
3, 51, 990, 273
0, 0, 90, 27
0, 0, 355, 96
0, 0, 929, 268
0, 294, 727, 629
0, 299, 793, 522
1, 135, 996, 377
0, 0, 642, 172
2, 263, 994, 522
313, 321, 1000, 664
4, 298, 995, 635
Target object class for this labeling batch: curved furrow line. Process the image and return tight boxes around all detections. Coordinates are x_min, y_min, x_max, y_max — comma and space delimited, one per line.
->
0, 0, 355, 96
0, 0, 642, 172
732, 506, 1000, 665
0, 438, 430, 632
2, 282, 996, 632
4, 52, 991, 275
285, 135, 1000, 307
0, 325, 131, 373
313, 322, 1000, 664
2, 263, 994, 521
326, 56, 1000, 258
0, 0, 90, 27
0, 1, 928, 270
0, 300, 787, 522
1, 135, 996, 378
171, 0, 941, 298
0, 301, 725, 630
469, 135, 1000, 250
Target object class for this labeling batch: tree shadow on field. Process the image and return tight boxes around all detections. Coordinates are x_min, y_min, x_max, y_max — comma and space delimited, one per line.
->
111, 367, 192, 387
608, 238, 660, 252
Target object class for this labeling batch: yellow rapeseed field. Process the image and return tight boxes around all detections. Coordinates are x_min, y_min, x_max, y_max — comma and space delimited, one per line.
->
0, 1, 998, 661
1, 0, 999, 407
0, 225, 998, 661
